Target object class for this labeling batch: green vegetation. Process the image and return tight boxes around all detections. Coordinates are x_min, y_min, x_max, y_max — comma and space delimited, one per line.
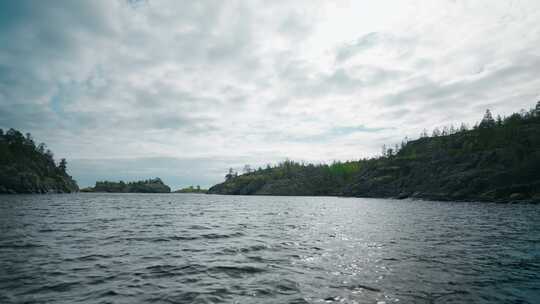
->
83, 178, 171, 193
209, 101, 540, 202
174, 185, 208, 193
0, 128, 79, 193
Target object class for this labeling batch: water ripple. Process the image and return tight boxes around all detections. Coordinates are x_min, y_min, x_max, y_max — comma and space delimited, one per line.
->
0, 193, 539, 303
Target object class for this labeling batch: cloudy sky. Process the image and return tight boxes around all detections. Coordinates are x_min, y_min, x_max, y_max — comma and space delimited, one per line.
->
1, 0, 540, 189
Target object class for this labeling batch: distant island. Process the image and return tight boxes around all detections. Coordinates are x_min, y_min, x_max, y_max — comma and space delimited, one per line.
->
0, 129, 79, 194
81, 178, 171, 193
209, 101, 540, 202
174, 185, 208, 193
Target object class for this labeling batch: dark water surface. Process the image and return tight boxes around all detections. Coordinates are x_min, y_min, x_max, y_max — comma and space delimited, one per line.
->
1, 194, 539, 303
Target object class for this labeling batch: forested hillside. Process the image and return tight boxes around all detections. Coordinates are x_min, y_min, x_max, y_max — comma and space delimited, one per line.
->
209, 102, 540, 202
0, 129, 79, 194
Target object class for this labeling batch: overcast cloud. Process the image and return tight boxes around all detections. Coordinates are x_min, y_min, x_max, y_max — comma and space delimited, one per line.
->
1, 0, 540, 188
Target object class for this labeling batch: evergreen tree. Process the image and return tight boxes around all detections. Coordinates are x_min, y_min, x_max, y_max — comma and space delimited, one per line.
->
479, 109, 496, 128
37, 143, 46, 154
225, 168, 235, 181
45, 149, 54, 161
442, 126, 449, 136
58, 158, 67, 172
496, 115, 503, 126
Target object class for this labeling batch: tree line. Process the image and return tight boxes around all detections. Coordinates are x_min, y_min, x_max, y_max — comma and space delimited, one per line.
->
0, 128, 68, 174
224, 100, 540, 179
210, 100, 540, 200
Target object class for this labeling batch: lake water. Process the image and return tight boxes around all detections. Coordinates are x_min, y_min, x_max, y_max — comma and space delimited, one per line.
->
0, 194, 539, 303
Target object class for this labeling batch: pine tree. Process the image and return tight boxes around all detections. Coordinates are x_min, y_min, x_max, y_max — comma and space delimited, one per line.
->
479, 109, 496, 128
496, 115, 503, 126
58, 158, 67, 172
225, 168, 235, 181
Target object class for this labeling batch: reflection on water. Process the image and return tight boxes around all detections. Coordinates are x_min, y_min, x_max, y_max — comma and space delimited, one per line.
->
0, 194, 539, 303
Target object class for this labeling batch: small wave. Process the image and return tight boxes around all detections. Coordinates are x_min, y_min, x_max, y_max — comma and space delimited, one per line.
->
240, 244, 267, 252
22, 281, 79, 295
208, 265, 267, 278
202, 232, 244, 239
286, 297, 310, 304
150, 237, 171, 243
273, 279, 300, 295
150, 290, 228, 304
330, 283, 382, 293
324, 295, 345, 302
221, 244, 268, 255
140, 264, 205, 278
76, 254, 113, 261
38, 228, 56, 233
169, 235, 199, 241
0, 243, 43, 249
98, 290, 119, 298
188, 225, 211, 230
125, 236, 199, 242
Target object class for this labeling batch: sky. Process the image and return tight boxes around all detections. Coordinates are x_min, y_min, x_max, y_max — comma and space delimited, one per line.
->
1, 0, 540, 189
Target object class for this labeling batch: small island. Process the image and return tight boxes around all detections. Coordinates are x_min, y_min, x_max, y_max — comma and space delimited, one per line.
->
81, 178, 171, 193
174, 185, 208, 194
